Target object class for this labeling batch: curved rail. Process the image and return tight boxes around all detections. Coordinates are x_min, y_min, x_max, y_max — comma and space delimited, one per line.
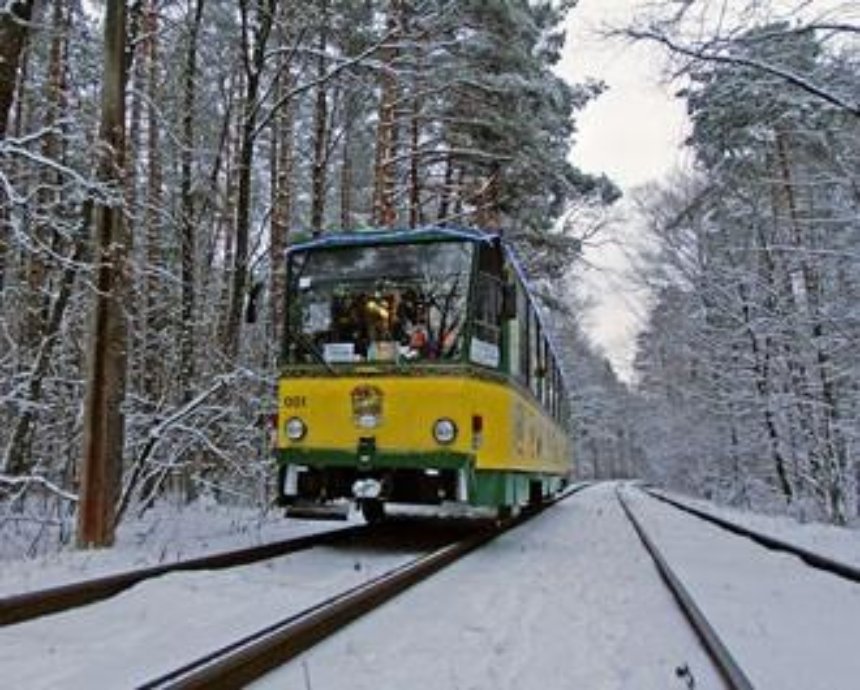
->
140, 484, 591, 689
0, 524, 369, 627
616, 487, 754, 690
642, 488, 860, 584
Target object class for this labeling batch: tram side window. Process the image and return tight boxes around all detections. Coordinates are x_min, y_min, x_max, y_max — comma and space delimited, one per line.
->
517, 287, 530, 387
558, 370, 565, 421
474, 275, 502, 344
545, 350, 554, 411
543, 339, 552, 411
529, 314, 541, 399
470, 242, 504, 368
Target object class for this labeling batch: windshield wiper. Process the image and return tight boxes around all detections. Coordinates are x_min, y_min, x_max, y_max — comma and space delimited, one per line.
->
289, 330, 337, 375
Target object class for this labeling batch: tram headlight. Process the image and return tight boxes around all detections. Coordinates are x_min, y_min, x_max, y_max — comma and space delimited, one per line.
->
432, 418, 457, 445
285, 416, 307, 441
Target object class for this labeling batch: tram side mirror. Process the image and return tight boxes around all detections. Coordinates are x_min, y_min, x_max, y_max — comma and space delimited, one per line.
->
501, 282, 517, 320
245, 281, 264, 324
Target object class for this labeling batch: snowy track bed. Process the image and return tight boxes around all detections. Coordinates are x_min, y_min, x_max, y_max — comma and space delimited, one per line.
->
625, 487, 860, 689
0, 524, 369, 626
646, 488, 860, 572
643, 489, 860, 583
0, 505, 345, 597
253, 484, 722, 690
7, 483, 854, 689
0, 527, 435, 689
139, 493, 586, 688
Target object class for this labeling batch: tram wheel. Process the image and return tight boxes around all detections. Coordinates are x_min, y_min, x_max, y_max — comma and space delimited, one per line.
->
495, 505, 513, 523
361, 499, 386, 523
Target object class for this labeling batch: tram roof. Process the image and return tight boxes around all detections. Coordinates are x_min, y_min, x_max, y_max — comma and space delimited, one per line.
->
285, 225, 499, 254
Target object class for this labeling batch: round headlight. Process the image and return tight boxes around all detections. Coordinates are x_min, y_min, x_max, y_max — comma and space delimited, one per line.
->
285, 416, 307, 441
433, 418, 457, 444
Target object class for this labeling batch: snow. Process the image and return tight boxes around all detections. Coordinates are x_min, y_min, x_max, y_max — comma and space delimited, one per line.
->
627, 489, 860, 689
0, 497, 352, 597
0, 543, 419, 688
2, 482, 859, 689
651, 489, 860, 570
255, 484, 721, 690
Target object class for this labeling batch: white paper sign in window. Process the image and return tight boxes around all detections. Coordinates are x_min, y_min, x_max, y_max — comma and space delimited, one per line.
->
324, 342, 355, 362
470, 338, 500, 368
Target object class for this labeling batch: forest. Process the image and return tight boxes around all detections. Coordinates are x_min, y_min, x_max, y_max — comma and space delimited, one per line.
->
0, 0, 857, 556
626, 3, 859, 526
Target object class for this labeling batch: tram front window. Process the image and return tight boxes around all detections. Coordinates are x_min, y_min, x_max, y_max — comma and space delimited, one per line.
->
286, 241, 473, 365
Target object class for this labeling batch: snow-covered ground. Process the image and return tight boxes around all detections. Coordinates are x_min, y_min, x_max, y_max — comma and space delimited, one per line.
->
2, 482, 860, 689
255, 482, 722, 690
0, 497, 350, 596
0, 538, 421, 688
626, 488, 860, 689
651, 488, 860, 570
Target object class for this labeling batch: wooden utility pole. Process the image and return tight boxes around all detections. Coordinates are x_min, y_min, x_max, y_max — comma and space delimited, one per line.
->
77, 0, 129, 548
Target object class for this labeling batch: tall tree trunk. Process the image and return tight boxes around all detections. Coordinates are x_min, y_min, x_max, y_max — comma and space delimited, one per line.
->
407, 26, 423, 228
453, 167, 465, 220
3, 203, 91, 476
408, 92, 421, 228
1, 2, 35, 294
310, 0, 329, 236
125, 1, 145, 395
372, 0, 400, 227
2, 0, 68, 473
77, 0, 129, 548
339, 100, 353, 231
775, 130, 846, 523
143, 0, 163, 402
223, 0, 276, 361
269, 25, 294, 347
179, 0, 204, 401
215, 73, 240, 351
0, 0, 35, 139
25, 0, 66, 349
437, 151, 453, 223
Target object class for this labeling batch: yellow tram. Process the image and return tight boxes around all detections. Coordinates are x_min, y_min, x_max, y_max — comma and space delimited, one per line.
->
274, 226, 571, 521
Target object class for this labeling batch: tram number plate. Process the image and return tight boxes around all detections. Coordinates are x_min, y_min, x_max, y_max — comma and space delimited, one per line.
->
283, 395, 307, 409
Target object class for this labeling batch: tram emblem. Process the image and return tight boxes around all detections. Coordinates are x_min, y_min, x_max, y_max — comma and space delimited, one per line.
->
351, 385, 384, 429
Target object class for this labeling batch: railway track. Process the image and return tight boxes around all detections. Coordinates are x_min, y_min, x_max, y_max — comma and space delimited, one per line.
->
616, 487, 860, 690
641, 487, 860, 583
615, 487, 754, 690
139, 485, 590, 689
0, 524, 368, 626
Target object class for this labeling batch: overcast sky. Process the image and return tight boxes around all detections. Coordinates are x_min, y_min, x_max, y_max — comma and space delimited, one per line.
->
557, 0, 690, 380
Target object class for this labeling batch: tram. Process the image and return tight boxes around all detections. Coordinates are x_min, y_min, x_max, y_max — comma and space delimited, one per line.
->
273, 226, 571, 521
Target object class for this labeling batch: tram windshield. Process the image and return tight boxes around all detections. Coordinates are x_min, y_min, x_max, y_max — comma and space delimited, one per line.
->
286, 241, 474, 365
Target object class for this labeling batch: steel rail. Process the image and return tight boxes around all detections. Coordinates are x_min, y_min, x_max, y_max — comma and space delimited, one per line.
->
642, 488, 860, 584
616, 487, 754, 690
140, 484, 591, 689
0, 524, 369, 627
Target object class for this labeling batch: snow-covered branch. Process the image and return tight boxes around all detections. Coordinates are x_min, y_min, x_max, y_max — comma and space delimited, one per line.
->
0, 474, 78, 502
623, 28, 860, 116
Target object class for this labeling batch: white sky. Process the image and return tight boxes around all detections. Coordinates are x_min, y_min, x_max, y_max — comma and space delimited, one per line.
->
557, 0, 856, 381
557, 0, 691, 381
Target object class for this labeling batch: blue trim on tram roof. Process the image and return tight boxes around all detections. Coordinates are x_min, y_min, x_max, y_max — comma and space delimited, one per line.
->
286, 225, 499, 255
